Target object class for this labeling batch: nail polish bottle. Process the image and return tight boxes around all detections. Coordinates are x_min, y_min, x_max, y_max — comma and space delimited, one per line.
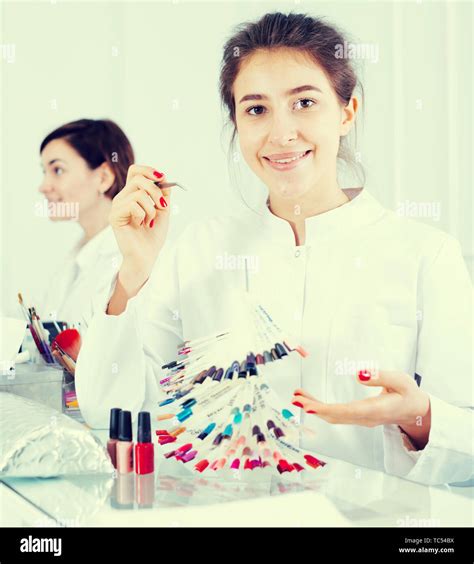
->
107, 407, 121, 468
135, 411, 154, 475
116, 410, 134, 474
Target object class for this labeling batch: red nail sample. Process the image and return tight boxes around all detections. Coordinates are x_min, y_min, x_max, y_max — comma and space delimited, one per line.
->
195, 460, 209, 473
153, 170, 164, 179
304, 454, 327, 468
292, 401, 304, 408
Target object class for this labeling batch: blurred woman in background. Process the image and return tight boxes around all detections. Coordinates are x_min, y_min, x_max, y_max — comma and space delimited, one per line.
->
37, 118, 134, 327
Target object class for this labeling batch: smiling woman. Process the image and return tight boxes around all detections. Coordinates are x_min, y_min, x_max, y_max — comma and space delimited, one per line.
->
220, 14, 364, 219
75, 12, 473, 487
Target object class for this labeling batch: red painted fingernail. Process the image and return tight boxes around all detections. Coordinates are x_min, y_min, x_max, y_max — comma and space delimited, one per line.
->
160, 196, 168, 208
294, 392, 304, 397
307, 410, 317, 414
149, 219, 155, 228
153, 170, 164, 179
358, 370, 371, 381
292, 401, 304, 408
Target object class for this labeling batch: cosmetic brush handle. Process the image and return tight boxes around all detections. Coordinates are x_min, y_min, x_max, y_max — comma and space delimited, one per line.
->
29, 322, 54, 364
32, 313, 55, 364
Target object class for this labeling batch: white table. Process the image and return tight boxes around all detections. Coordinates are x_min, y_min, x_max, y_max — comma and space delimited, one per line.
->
1, 428, 472, 527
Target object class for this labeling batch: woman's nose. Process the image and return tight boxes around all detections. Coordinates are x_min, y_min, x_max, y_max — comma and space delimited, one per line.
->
268, 111, 298, 146
38, 178, 53, 195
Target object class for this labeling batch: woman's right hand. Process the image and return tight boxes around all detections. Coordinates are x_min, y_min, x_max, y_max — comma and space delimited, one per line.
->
109, 165, 171, 296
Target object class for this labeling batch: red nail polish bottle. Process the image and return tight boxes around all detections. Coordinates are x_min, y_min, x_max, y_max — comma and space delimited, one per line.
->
135, 411, 154, 475
106, 407, 121, 468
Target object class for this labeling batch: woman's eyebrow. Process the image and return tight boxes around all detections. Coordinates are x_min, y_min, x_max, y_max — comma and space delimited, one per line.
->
47, 158, 67, 166
238, 84, 323, 104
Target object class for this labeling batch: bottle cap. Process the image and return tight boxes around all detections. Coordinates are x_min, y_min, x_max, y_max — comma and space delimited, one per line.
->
118, 410, 132, 442
109, 408, 121, 440
137, 411, 151, 443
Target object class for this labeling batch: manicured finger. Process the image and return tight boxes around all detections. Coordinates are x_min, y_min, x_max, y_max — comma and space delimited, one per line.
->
126, 163, 164, 184
357, 369, 415, 394
128, 201, 146, 227
129, 175, 169, 212
320, 394, 401, 426
292, 393, 370, 424
293, 388, 318, 401
120, 164, 166, 197
127, 190, 156, 226
291, 394, 321, 414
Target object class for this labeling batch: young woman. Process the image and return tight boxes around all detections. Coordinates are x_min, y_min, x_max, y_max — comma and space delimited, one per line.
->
37, 118, 134, 326
76, 13, 472, 485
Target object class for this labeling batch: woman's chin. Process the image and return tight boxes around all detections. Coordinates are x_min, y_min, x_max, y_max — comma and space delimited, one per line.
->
49, 214, 78, 223
269, 178, 315, 200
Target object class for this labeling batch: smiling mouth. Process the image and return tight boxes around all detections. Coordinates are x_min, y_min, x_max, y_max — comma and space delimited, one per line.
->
263, 149, 313, 172
264, 150, 312, 163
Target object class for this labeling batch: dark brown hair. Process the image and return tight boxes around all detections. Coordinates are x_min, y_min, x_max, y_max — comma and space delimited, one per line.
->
219, 12, 364, 182
40, 119, 135, 199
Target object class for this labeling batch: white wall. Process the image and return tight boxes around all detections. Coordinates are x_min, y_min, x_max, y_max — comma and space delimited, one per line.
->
1, 0, 472, 316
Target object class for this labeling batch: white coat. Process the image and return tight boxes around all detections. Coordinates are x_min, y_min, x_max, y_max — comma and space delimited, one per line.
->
76, 189, 473, 485
39, 226, 122, 326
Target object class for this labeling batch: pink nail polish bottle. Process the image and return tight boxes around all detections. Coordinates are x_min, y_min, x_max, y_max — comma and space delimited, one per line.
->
116, 410, 134, 474
106, 407, 121, 468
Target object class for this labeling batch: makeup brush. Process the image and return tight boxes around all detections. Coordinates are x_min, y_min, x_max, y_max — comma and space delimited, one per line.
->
52, 328, 82, 361
17, 293, 31, 323
29, 307, 55, 364
154, 181, 187, 191
51, 347, 76, 375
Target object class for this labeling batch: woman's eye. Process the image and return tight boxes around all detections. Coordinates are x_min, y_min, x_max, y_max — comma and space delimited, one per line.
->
295, 98, 316, 110
246, 105, 266, 116
54, 167, 64, 176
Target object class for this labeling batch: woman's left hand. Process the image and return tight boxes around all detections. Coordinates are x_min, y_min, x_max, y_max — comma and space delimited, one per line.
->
291, 370, 432, 449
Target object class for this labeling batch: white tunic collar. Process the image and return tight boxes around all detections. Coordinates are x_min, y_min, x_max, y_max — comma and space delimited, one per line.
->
253, 188, 387, 245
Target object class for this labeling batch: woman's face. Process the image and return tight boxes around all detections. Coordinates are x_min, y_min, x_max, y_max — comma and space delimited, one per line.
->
233, 48, 356, 200
39, 139, 108, 221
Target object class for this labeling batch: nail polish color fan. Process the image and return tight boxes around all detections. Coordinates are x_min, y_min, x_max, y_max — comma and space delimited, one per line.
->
155, 294, 327, 477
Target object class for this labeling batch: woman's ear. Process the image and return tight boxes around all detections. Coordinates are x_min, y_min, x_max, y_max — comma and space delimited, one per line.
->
97, 162, 115, 195
340, 96, 358, 137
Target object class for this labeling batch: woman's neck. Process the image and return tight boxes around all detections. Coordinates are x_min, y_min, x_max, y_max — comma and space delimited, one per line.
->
268, 175, 350, 246
78, 197, 112, 244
